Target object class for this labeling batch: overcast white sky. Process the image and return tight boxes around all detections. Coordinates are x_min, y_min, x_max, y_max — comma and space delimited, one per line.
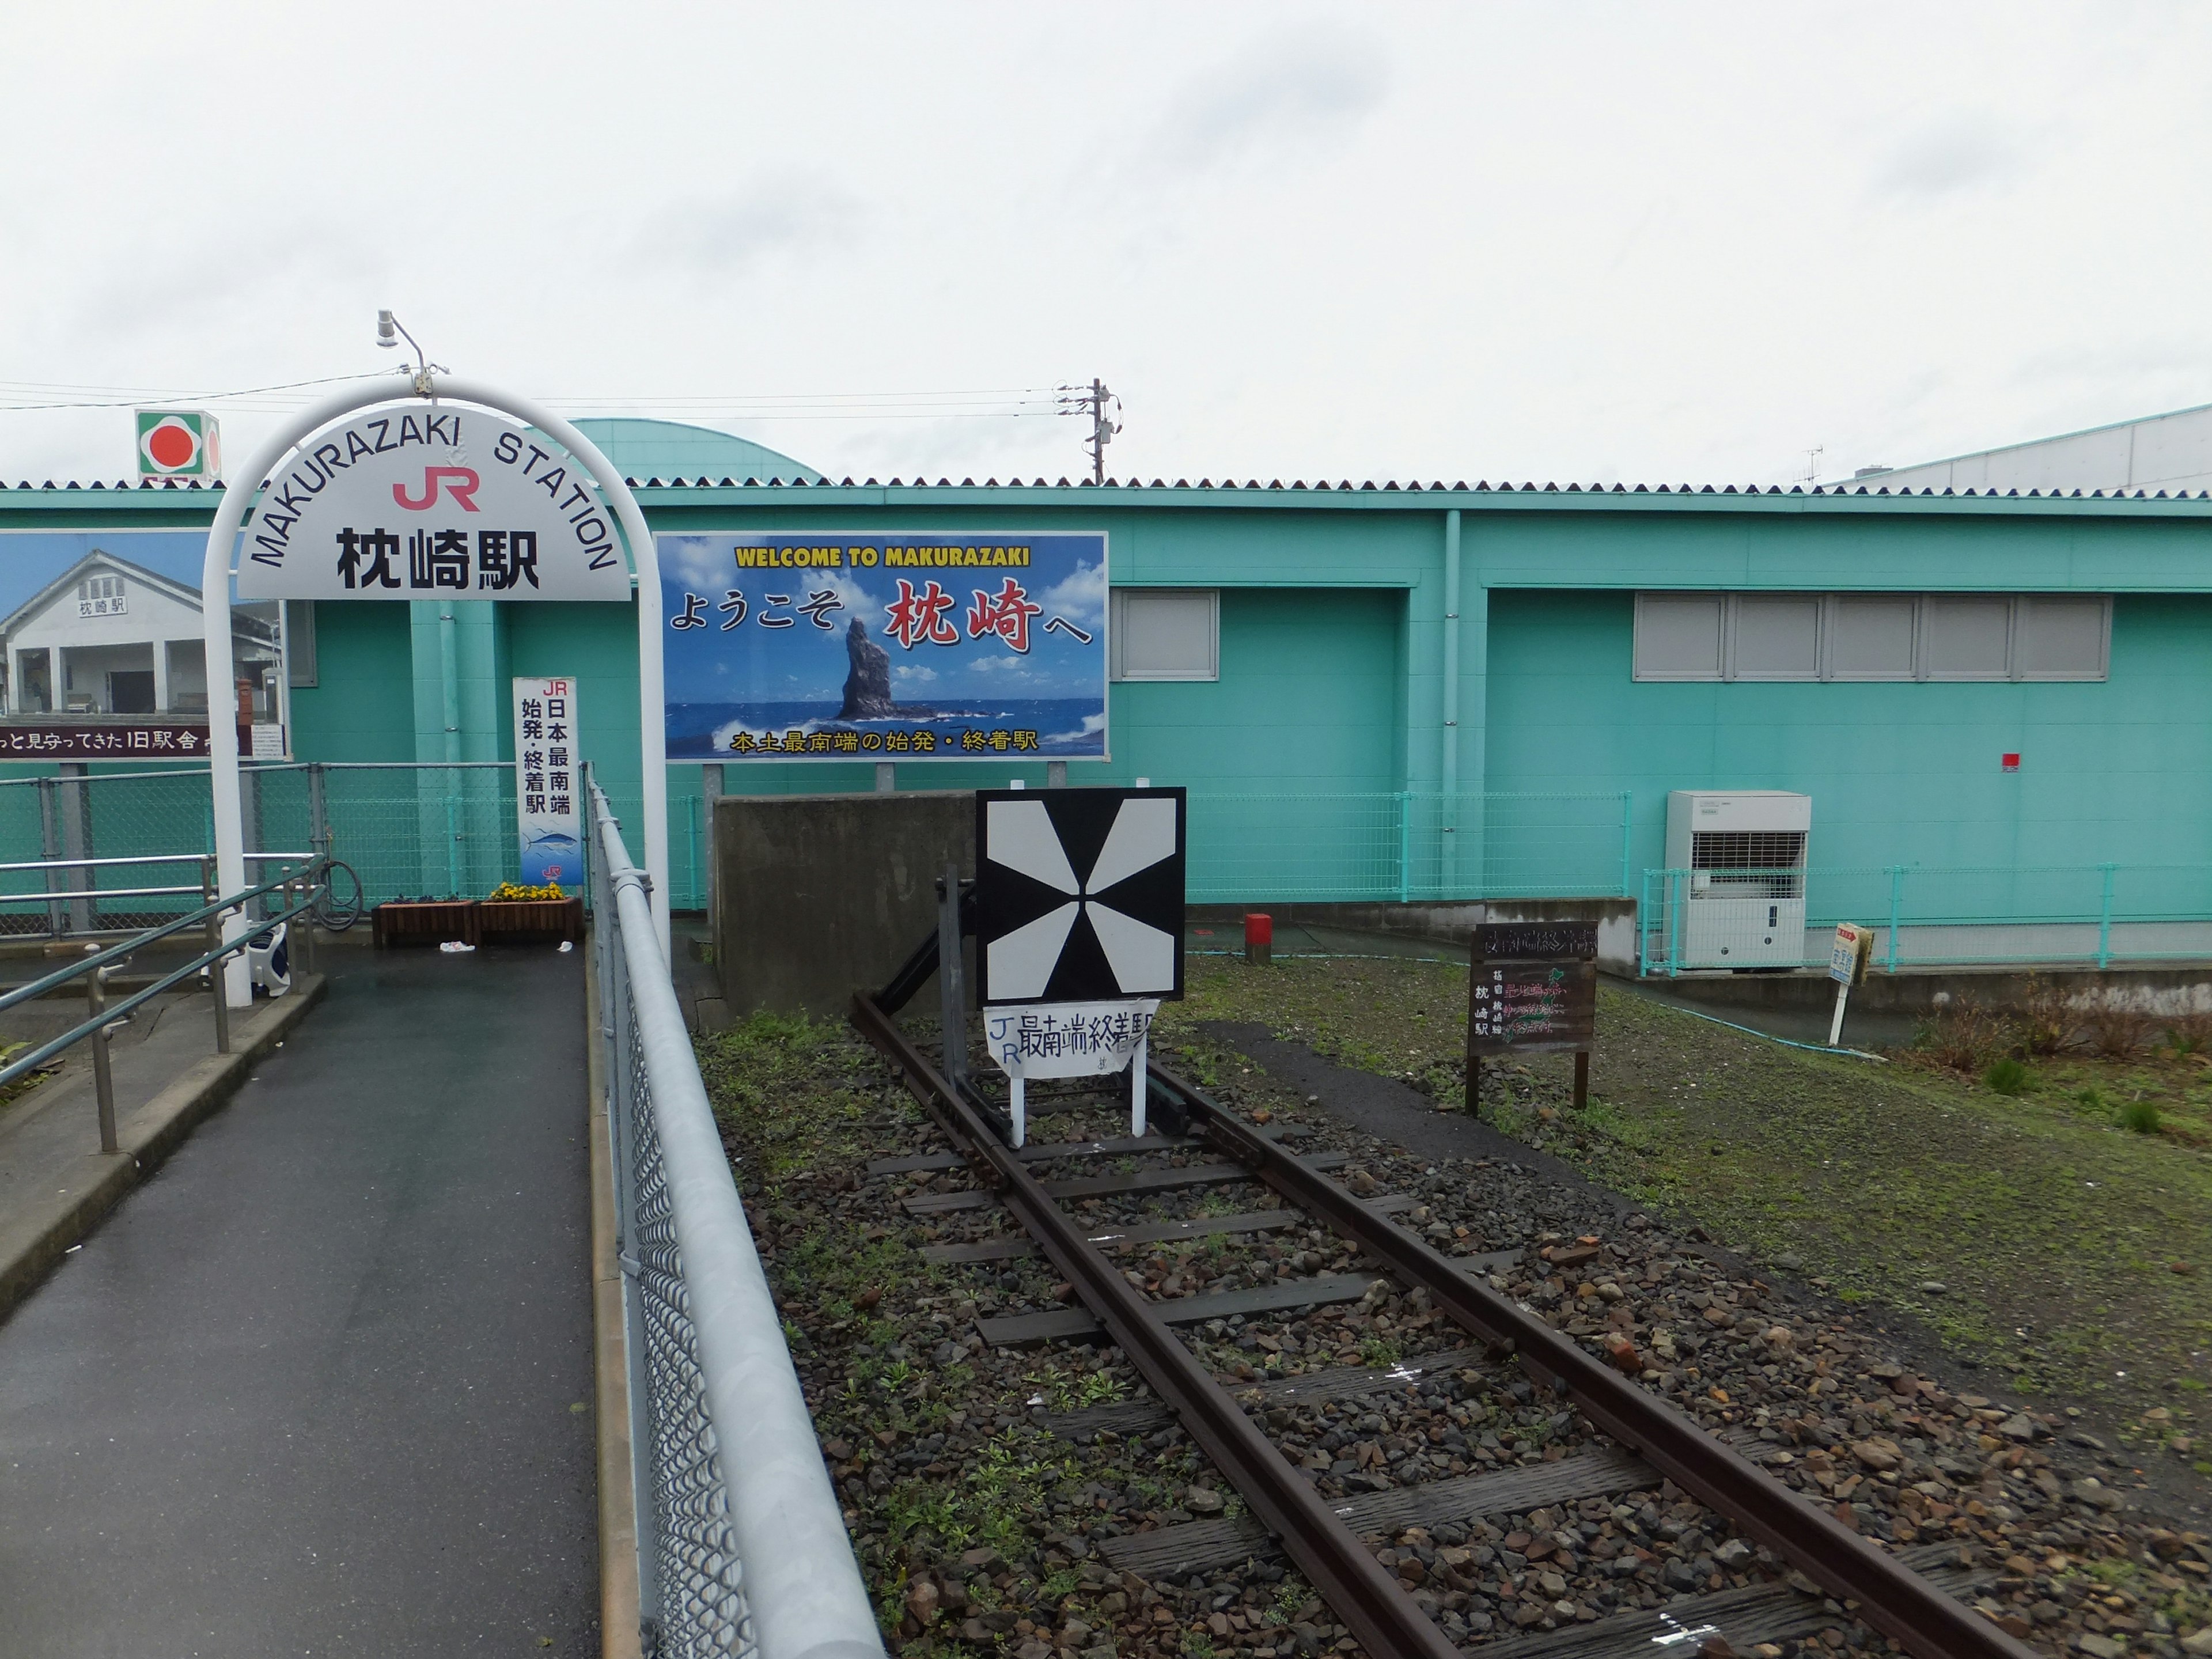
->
4, 1, 2207, 489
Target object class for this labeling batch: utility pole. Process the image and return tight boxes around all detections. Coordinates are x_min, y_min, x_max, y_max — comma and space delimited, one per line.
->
1060, 380, 1122, 483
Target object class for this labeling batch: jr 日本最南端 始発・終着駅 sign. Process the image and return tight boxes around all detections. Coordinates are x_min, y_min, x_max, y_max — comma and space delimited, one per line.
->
656, 533, 1107, 762
234, 408, 633, 602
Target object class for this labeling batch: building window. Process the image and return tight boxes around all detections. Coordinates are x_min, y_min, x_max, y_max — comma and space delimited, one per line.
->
1633, 593, 2109, 683
285, 600, 317, 688
1111, 588, 1218, 681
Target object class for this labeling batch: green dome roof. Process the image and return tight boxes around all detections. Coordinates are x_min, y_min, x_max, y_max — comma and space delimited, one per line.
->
569, 418, 820, 483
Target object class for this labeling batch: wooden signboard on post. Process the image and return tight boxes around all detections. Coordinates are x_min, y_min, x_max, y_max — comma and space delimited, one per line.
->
1467, 922, 1599, 1116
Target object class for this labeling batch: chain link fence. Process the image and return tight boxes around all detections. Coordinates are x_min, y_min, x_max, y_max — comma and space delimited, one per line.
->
603, 919, 753, 1655
589, 773, 882, 1659
0, 763, 713, 934
1638, 862, 2212, 974
1183, 790, 1633, 903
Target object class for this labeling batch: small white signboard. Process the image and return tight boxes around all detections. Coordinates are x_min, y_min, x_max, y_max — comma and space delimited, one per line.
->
1826, 923, 1873, 1046
983, 997, 1160, 1145
1828, 922, 1871, 986
514, 676, 582, 888
236, 409, 632, 601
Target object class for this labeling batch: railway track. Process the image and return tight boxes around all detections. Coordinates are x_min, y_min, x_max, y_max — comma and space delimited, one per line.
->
851, 984, 2041, 1659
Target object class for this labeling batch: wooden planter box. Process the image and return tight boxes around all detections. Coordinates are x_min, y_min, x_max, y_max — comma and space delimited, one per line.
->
478, 896, 584, 945
373, 899, 480, 948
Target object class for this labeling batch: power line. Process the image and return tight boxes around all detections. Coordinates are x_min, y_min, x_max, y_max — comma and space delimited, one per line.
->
0, 372, 1124, 468
0, 377, 1073, 416
0, 371, 399, 411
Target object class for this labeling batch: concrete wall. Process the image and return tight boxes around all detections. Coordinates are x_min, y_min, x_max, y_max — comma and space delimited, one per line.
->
1641, 964, 2212, 1019
713, 790, 974, 1018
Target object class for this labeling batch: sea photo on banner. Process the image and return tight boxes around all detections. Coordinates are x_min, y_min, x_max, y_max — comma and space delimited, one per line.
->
0, 531, 289, 760
657, 532, 1108, 763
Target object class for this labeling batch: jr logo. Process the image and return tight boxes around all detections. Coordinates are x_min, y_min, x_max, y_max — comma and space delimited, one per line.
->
393, 467, 482, 512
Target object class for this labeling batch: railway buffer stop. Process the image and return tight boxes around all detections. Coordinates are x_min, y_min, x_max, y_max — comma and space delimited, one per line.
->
839, 786, 2039, 1659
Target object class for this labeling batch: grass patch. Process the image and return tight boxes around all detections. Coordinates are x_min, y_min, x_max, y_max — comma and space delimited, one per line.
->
2120, 1097, 2163, 1134
1169, 953, 2212, 1415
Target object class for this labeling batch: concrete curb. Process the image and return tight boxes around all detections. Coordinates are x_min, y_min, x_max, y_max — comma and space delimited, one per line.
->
0, 973, 328, 1327
586, 927, 646, 1659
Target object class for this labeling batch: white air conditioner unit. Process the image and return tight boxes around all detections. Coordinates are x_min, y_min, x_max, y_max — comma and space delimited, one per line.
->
1663, 791, 1811, 969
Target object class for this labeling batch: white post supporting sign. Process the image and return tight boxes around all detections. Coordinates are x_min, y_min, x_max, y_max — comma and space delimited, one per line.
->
982, 1000, 1160, 1146
200, 375, 669, 1002
1827, 922, 1874, 1047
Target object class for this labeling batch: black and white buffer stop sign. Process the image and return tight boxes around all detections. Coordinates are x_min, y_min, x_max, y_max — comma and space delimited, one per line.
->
975, 787, 1186, 1005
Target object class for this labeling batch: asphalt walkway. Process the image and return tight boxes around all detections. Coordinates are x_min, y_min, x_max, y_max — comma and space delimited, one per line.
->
0, 943, 598, 1657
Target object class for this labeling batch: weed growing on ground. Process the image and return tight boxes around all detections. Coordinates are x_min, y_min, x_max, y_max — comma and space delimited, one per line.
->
1913, 997, 2012, 1072
2085, 1006, 2150, 1058
1022, 1368, 1124, 1412
1984, 1056, 2031, 1096
2165, 1012, 2212, 1056
2120, 1097, 2162, 1134
2016, 975, 2076, 1056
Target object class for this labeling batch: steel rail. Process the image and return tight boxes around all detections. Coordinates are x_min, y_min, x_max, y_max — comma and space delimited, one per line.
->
1144, 1059, 2036, 1659
850, 991, 1464, 1659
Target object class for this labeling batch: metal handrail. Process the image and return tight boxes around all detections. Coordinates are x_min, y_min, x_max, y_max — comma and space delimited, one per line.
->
0, 858, 317, 1020
589, 774, 881, 1659
0, 853, 209, 874
0, 877, 323, 1093
0, 885, 208, 904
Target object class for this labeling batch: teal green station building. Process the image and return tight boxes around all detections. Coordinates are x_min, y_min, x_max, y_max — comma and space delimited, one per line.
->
6, 418, 2210, 972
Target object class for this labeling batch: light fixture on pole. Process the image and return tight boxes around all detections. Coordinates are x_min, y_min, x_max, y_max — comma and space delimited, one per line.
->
375, 310, 440, 395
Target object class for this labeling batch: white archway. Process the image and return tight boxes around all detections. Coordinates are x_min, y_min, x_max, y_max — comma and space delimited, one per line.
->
200, 374, 669, 1001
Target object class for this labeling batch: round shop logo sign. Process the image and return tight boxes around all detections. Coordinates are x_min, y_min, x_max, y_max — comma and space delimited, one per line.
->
140, 414, 202, 474
234, 404, 632, 603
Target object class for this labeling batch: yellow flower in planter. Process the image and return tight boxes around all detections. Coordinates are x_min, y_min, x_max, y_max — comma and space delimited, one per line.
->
489, 882, 569, 902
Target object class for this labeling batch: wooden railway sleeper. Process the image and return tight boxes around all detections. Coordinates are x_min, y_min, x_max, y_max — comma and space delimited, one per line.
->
1144, 1056, 2038, 1659
853, 992, 1466, 1659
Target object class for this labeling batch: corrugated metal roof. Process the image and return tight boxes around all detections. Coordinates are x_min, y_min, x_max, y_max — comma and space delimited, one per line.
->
3, 474, 2209, 501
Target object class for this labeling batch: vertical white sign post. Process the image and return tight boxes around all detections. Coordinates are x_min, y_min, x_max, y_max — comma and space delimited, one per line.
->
514, 676, 584, 887
1827, 922, 1872, 1047
201, 376, 668, 1003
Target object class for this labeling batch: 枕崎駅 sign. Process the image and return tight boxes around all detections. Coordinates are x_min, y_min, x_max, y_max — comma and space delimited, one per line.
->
235, 408, 632, 601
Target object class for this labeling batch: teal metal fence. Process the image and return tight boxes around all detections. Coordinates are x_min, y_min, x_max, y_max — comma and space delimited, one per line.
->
1183, 791, 1633, 904
0, 764, 714, 931
1638, 863, 2212, 975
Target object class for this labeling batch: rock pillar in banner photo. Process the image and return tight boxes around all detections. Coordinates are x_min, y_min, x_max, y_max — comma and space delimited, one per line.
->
514, 677, 581, 888
656, 532, 1109, 762
971, 787, 1185, 1144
